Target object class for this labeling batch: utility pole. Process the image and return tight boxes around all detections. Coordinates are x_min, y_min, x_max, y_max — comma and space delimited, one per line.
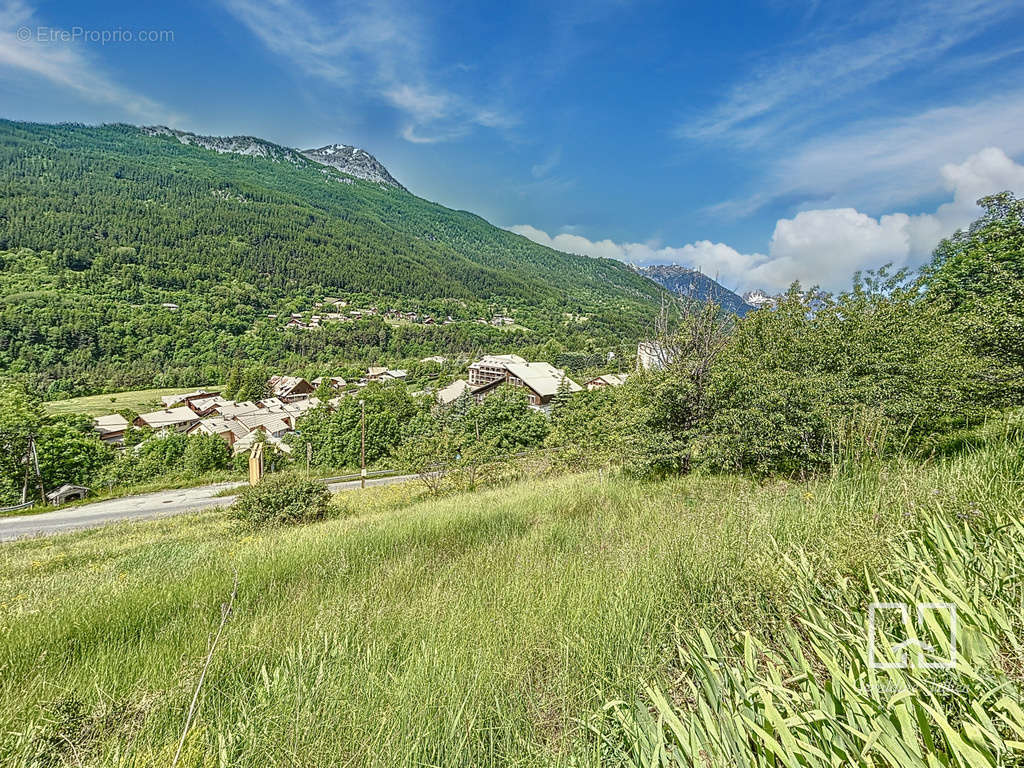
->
359, 398, 366, 489
21, 447, 30, 504
30, 435, 45, 504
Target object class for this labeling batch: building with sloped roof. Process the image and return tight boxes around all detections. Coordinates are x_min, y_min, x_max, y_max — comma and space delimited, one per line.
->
187, 418, 250, 447
134, 407, 200, 432
470, 360, 581, 409
267, 376, 315, 402
467, 354, 527, 386
93, 413, 129, 444
160, 389, 219, 409
586, 373, 629, 390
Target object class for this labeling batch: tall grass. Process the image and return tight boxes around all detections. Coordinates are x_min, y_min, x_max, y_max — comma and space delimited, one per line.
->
0, 430, 1019, 766
600, 432, 1024, 766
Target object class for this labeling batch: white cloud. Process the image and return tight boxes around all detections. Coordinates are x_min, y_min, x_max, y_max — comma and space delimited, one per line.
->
506, 225, 765, 290
220, 0, 511, 143
385, 83, 452, 123
0, 0, 175, 122
511, 147, 1024, 292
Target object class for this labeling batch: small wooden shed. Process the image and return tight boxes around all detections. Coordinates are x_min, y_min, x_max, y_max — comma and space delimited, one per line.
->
46, 484, 91, 505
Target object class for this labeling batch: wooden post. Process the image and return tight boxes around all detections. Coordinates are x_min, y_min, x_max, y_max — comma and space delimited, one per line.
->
248, 442, 264, 486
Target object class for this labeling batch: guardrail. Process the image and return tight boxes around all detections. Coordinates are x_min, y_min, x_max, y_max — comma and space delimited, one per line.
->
314, 447, 563, 486
0, 501, 33, 514
317, 468, 403, 484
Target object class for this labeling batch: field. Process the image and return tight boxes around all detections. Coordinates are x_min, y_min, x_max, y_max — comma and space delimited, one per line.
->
0, 433, 1021, 766
43, 387, 216, 417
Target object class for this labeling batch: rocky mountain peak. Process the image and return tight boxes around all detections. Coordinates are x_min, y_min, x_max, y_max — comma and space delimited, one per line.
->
301, 144, 406, 191
140, 126, 406, 191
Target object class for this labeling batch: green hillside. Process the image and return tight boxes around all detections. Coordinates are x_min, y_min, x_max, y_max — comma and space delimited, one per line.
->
0, 120, 662, 397
1, 428, 1020, 766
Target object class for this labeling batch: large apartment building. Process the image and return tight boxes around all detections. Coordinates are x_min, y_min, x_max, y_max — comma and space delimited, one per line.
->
467, 354, 527, 386
471, 361, 581, 408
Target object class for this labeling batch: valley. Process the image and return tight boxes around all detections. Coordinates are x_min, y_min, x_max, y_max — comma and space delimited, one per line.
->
0, 115, 1022, 768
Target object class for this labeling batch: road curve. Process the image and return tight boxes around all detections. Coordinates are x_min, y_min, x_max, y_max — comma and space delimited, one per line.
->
0, 474, 418, 543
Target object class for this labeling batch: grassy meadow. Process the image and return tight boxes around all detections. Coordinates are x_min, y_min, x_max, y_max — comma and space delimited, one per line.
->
0, 431, 1021, 766
43, 387, 215, 417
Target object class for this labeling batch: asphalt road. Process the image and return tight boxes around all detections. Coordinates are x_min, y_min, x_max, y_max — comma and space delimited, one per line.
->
0, 474, 418, 543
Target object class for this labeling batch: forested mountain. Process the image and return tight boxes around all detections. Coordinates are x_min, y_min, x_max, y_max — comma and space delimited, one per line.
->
0, 120, 664, 397
636, 264, 753, 315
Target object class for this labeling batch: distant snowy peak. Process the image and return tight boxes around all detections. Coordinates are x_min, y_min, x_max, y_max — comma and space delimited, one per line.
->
140, 127, 406, 191
301, 144, 406, 191
741, 289, 776, 310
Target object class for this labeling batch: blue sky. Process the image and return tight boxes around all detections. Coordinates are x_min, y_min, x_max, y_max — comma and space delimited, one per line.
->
2, 0, 1024, 291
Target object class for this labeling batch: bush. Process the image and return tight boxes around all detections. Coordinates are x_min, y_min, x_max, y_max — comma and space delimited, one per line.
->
182, 433, 231, 477
230, 473, 331, 529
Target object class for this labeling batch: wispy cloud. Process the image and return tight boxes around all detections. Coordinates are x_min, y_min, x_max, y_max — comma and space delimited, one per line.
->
221, 0, 513, 143
680, 0, 1024, 219
713, 89, 1024, 217
512, 147, 1024, 292
681, 0, 1020, 148
531, 146, 561, 179
0, 0, 176, 122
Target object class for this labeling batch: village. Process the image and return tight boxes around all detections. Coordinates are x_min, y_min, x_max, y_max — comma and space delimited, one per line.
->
89, 350, 641, 457
276, 297, 518, 331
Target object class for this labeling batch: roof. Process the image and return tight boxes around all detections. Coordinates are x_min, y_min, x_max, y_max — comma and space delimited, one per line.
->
189, 395, 230, 413
236, 411, 292, 434
218, 401, 261, 419
93, 414, 129, 434
268, 376, 312, 397
160, 389, 217, 408
190, 418, 250, 440
505, 362, 582, 399
136, 407, 200, 429
282, 397, 320, 415
436, 378, 471, 405
588, 373, 629, 387
366, 366, 388, 376
46, 484, 90, 500
471, 354, 526, 367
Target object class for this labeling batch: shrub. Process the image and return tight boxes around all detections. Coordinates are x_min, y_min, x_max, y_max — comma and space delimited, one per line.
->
230, 473, 331, 529
182, 433, 231, 477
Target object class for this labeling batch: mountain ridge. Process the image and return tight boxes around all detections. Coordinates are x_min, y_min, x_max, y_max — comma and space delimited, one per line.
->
635, 264, 754, 315
142, 126, 406, 190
